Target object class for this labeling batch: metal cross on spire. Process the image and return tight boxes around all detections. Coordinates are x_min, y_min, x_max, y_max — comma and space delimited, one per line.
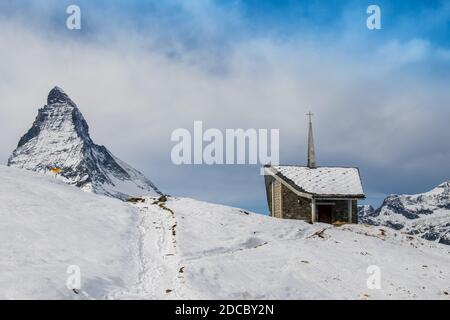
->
306, 111, 314, 123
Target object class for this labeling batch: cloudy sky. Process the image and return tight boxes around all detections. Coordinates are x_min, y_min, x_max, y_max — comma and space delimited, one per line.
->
1, 0, 449, 213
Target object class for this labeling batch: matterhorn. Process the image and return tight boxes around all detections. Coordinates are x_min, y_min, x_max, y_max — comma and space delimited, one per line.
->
8, 86, 161, 200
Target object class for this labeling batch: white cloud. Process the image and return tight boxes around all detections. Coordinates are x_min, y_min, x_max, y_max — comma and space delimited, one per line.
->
377, 38, 431, 65
0, 12, 450, 211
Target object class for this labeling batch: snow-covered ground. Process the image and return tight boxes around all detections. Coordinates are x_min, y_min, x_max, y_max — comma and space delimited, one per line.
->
0, 166, 141, 299
0, 165, 449, 299
125, 197, 450, 300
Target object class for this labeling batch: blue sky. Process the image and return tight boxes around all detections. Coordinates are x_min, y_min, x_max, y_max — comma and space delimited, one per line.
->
0, 0, 450, 213
5, 1, 450, 49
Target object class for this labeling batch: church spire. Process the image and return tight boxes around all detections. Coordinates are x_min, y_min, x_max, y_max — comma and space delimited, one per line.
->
306, 112, 316, 168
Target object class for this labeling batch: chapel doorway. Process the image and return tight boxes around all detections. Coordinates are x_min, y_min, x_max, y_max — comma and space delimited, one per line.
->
317, 205, 332, 224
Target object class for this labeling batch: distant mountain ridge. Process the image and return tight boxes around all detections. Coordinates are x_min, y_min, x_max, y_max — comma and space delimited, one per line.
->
359, 182, 450, 245
8, 86, 161, 200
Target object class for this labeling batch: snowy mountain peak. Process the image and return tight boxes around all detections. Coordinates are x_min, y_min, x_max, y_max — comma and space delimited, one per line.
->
434, 181, 450, 191
8, 86, 162, 200
47, 86, 74, 105
359, 182, 450, 245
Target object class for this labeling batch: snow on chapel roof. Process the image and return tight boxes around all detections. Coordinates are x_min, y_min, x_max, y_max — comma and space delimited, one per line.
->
267, 165, 365, 198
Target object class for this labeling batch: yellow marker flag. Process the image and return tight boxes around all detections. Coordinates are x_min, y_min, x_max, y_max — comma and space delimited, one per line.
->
50, 167, 62, 174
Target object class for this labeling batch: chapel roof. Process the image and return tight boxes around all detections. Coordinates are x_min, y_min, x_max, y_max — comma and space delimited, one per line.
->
265, 165, 365, 199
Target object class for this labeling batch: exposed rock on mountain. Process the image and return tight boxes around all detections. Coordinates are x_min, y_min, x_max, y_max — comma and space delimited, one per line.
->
359, 182, 450, 245
8, 86, 161, 200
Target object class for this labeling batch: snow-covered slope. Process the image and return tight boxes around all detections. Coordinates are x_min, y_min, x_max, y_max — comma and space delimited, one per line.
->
122, 197, 450, 300
0, 166, 141, 299
7, 86, 161, 200
359, 183, 450, 245
1, 166, 449, 299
